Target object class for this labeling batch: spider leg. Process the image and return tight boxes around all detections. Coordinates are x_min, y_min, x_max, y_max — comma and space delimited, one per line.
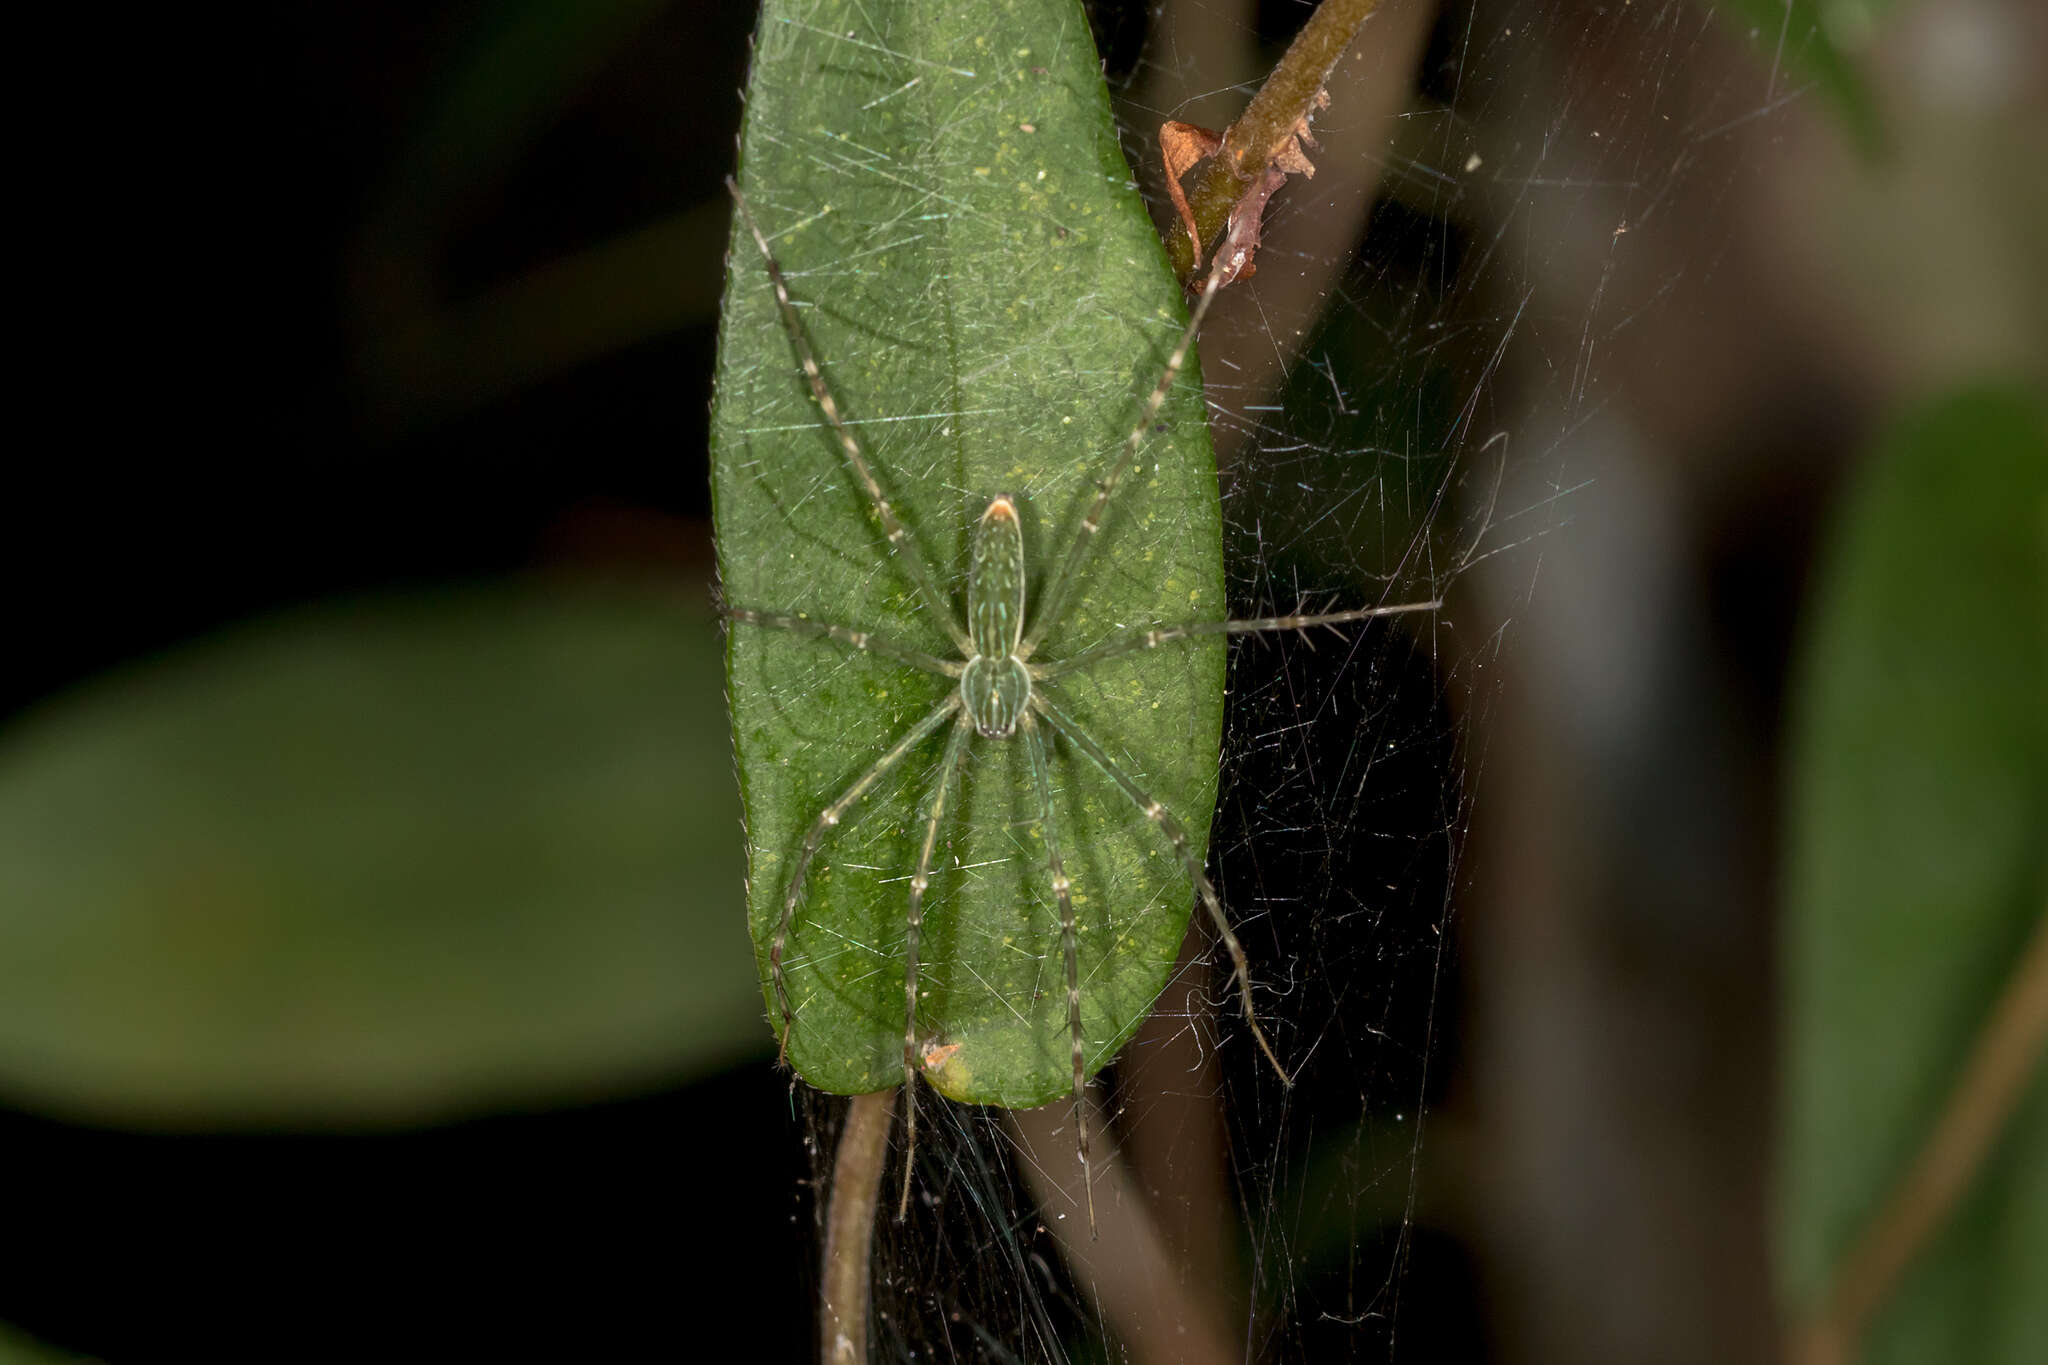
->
1029, 692, 1291, 1087
898, 709, 974, 1222
1019, 708, 1095, 1236
723, 605, 964, 677
1019, 267, 1229, 661
726, 179, 973, 656
1032, 599, 1441, 681
771, 696, 964, 1066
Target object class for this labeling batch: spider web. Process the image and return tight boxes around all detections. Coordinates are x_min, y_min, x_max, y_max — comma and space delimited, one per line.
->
766, 0, 1807, 1360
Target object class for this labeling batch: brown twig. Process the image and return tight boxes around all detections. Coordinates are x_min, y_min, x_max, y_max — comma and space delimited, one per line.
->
1009, 1096, 1239, 1365
821, 1088, 898, 1365
1165, 0, 1387, 280
1789, 902, 2048, 1365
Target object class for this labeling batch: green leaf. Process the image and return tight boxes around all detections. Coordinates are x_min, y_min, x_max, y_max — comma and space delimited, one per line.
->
354, 0, 728, 426
0, 1322, 84, 1365
1707, 0, 1884, 156
711, 0, 1225, 1106
369, 0, 673, 240
1779, 385, 2048, 1362
0, 583, 759, 1127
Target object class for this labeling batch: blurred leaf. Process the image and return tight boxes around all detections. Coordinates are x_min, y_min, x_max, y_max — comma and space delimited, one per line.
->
371, 199, 731, 428
1709, 0, 1882, 156
368, 0, 672, 241
712, 0, 1226, 1106
1780, 385, 2048, 1362
352, 0, 702, 428
0, 581, 759, 1127
0, 1323, 84, 1364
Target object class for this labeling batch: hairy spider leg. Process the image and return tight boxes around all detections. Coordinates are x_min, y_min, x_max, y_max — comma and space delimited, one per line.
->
725, 179, 972, 656
768, 696, 964, 1065
1019, 707, 1096, 1231
1030, 691, 1289, 1084
898, 710, 974, 1221
721, 606, 964, 678
1018, 265, 1228, 661
1032, 599, 1445, 681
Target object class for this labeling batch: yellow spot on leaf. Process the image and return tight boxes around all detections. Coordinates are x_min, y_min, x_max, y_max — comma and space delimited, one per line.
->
923, 1039, 975, 1100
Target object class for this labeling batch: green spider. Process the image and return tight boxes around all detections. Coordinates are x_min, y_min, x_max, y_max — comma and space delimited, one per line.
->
723, 180, 1438, 1222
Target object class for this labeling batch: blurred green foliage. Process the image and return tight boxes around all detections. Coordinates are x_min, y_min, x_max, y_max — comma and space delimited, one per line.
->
0, 581, 761, 1127
1780, 384, 2048, 1362
0, 1321, 83, 1364
1708, 0, 1884, 155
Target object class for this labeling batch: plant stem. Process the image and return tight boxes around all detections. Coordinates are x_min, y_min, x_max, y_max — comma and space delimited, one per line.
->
1789, 903, 2048, 1365
1167, 0, 1386, 278
1009, 1095, 1238, 1365
821, 1088, 897, 1365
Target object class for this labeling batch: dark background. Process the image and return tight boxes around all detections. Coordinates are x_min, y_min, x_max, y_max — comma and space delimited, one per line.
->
10, 2, 791, 1358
